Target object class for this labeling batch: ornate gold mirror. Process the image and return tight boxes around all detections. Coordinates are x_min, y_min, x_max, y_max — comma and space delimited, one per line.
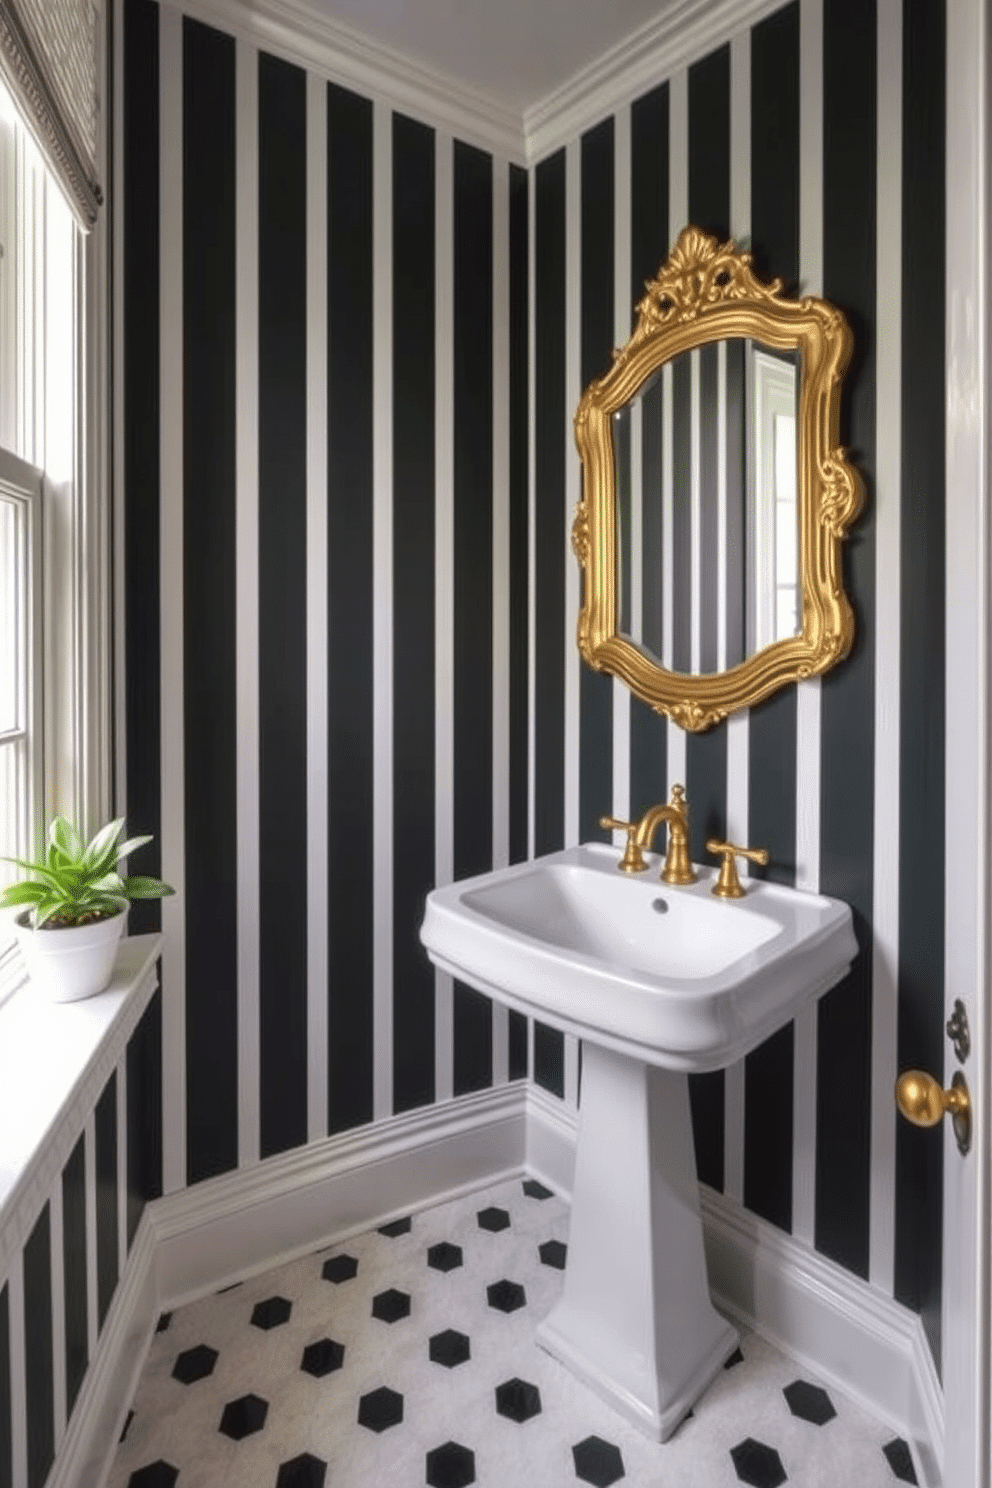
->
572, 226, 864, 731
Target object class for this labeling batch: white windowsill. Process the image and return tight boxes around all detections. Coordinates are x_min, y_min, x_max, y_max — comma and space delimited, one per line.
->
0, 932, 162, 1271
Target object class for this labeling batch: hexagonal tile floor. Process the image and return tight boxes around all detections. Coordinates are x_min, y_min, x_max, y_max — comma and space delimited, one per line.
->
108, 1176, 917, 1487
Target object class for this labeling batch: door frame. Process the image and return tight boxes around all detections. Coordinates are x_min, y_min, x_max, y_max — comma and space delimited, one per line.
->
943, 1, 991, 1484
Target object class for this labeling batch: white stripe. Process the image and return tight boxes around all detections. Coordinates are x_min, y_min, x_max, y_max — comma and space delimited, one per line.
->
235, 37, 261, 1170
724, 24, 752, 1210
527, 166, 537, 862
306, 69, 329, 1145
50, 1176, 67, 1444
434, 131, 455, 1105
492, 155, 511, 1083
372, 101, 394, 1121
111, 0, 127, 820
793, 0, 825, 1248
563, 138, 581, 848
717, 339, 728, 673
690, 349, 701, 675
84, 1112, 97, 1363
869, 0, 902, 1296
612, 106, 632, 825
564, 1033, 580, 1109
667, 69, 688, 782
7, 1251, 26, 1488
159, 3, 187, 1194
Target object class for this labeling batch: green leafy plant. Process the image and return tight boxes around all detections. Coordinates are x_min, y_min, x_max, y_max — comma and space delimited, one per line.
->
0, 817, 174, 928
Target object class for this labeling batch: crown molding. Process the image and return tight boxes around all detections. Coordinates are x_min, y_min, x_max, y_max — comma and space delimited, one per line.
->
525, 0, 788, 163
162, 0, 527, 162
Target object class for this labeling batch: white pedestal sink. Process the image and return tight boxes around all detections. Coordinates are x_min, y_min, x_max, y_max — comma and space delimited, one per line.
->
420, 843, 855, 1440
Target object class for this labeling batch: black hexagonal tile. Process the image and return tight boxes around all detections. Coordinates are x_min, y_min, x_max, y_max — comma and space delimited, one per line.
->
378, 1215, 412, 1236
573, 1434, 625, 1486
882, 1438, 918, 1484
539, 1239, 567, 1270
219, 1393, 268, 1440
427, 1241, 463, 1273
155, 1312, 172, 1333
321, 1253, 358, 1284
729, 1437, 787, 1488
358, 1385, 404, 1432
486, 1278, 526, 1313
495, 1376, 541, 1423
127, 1465, 178, 1488
251, 1295, 292, 1330
783, 1379, 836, 1425
477, 1206, 511, 1232
724, 1345, 745, 1369
372, 1287, 411, 1323
171, 1344, 218, 1384
522, 1178, 553, 1199
301, 1338, 345, 1377
275, 1453, 327, 1488
426, 1440, 476, 1488
429, 1328, 471, 1368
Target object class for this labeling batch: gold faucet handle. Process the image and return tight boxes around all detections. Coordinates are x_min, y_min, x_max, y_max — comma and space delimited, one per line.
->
600, 816, 649, 874
705, 839, 770, 899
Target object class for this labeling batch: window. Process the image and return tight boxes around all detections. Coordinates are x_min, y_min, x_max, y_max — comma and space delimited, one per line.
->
0, 72, 106, 1004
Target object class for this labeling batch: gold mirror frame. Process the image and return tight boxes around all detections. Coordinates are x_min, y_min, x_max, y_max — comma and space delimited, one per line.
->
572, 226, 865, 732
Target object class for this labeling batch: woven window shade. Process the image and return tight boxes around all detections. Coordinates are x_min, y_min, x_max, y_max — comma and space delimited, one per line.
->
0, 0, 101, 228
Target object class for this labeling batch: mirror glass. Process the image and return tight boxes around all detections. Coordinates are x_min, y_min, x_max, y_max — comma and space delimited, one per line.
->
613, 339, 799, 678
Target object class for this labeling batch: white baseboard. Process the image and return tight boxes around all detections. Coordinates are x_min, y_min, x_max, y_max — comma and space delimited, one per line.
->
54, 1077, 943, 1488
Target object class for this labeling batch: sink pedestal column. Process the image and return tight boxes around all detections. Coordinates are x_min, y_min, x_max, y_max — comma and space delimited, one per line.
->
536, 1041, 738, 1440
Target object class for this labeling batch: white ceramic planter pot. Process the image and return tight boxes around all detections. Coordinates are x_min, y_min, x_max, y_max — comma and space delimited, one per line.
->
15, 902, 128, 1003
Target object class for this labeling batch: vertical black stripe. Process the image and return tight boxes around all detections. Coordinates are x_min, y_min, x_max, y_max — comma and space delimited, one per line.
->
816, 0, 877, 1280
743, 0, 801, 1235
392, 113, 436, 1114
62, 1135, 88, 1416
183, 16, 238, 1183
258, 51, 309, 1158
698, 344, 719, 673
533, 149, 568, 1094
327, 84, 375, 1136
534, 1021, 565, 1100
686, 43, 731, 1192
508, 1010, 528, 1080
24, 1207, 53, 1488
0, 1286, 9, 1488
123, 0, 162, 934
126, 986, 162, 1245
508, 163, 530, 867
453, 140, 495, 1096
894, 0, 945, 1370
96, 1073, 119, 1325
579, 120, 614, 841
534, 150, 566, 857
630, 84, 669, 813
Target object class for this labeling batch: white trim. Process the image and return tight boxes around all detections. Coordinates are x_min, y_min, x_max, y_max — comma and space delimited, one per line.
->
7, 1249, 26, 1488
235, 37, 261, 1168
162, 0, 523, 164
83, 1111, 97, 1367
158, 4, 186, 1194
114, 1053, 126, 1288
371, 100, 394, 1122
869, 0, 901, 1297
305, 67, 329, 1145
50, 1172, 67, 1445
612, 105, 631, 827
665, 67, 688, 789
434, 128, 455, 1104
944, 0, 992, 1483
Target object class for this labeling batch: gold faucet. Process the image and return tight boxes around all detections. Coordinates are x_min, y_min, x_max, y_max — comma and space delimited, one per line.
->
600, 785, 698, 885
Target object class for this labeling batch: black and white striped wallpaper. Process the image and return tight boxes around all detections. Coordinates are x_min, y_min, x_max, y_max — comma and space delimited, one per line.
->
0, 991, 162, 1487
118, 0, 947, 1389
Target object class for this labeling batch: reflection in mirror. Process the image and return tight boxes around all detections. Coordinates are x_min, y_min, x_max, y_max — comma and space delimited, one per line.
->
614, 340, 798, 678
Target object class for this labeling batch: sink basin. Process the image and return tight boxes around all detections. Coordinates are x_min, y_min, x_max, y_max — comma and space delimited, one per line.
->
421, 842, 856, 1072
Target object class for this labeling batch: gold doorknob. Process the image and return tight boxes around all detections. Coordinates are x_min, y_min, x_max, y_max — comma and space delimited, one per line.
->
895, 1069, 971, 1155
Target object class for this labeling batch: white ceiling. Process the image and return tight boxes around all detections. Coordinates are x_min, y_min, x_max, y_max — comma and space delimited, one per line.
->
298, 0, 676, 113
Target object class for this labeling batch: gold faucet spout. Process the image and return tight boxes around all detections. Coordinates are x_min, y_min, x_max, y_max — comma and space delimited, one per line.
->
600, 785, 698, 884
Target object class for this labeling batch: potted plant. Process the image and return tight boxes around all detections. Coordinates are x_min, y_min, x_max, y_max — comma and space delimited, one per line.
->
0, 817, 174, 1002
